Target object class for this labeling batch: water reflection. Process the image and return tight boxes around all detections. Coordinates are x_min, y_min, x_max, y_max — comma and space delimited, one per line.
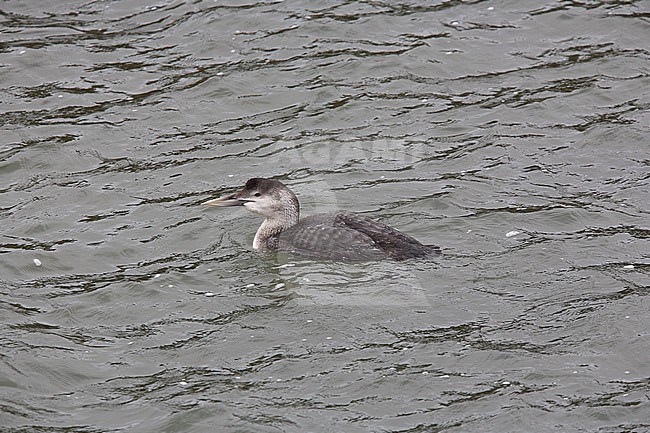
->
1, 0, 648, 431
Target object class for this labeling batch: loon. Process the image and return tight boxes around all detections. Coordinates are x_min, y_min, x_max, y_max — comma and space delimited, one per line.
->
203, 178, 441, 261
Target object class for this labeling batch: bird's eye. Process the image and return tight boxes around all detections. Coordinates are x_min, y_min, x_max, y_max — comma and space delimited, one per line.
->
254, 192, 261, 197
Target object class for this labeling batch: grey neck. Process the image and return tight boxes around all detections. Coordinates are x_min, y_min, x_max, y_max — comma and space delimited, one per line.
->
253, 203, 299, 250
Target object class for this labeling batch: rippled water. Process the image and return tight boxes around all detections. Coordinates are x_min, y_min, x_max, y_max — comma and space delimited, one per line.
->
1, 0, 649, 431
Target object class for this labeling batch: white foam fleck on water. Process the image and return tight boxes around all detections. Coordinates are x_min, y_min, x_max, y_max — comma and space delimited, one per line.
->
623, 265, 634, 269
274, 283, 285, 289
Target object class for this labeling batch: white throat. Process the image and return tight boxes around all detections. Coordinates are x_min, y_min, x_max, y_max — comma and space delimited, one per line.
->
253, 225, 265, 249
253, 218, 291, 250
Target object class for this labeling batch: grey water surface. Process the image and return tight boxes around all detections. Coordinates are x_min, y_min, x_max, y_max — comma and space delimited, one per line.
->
1, 0, 649, 432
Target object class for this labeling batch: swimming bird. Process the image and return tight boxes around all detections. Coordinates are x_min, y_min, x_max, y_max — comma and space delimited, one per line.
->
203, 178, 441, 261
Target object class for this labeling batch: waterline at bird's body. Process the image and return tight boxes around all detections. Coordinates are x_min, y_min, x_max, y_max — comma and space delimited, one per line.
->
203, 178, 440, 261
